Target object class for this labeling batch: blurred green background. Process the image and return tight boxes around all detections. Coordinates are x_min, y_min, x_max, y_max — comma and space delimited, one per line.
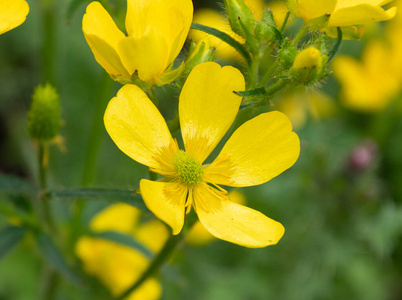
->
1, 0, 402, 299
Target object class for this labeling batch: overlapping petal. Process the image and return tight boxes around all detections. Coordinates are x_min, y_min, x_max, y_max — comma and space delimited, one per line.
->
193, 183, 285, 248
140, 180, 187, 235
330, 3, 397, 26
0, 0, 29, 35
179, 62, 245, 163
83, 2, 130, 79
104, 84, 175, 170
119, 26, 169, 82
204, 111, 300, 187
297, 0, 337, 20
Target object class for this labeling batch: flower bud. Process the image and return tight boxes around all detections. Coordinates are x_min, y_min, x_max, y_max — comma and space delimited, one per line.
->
277, 38, 298, 69
184, 39, 216, 77
348, 140, 378, 172
27, 83, 61, 141
223, 0, 256, 38
290, 47, 324, 85
255, 9, 276, 43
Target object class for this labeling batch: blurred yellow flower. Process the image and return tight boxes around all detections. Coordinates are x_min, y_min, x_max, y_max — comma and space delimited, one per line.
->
186, 190, 247, 246
278, 88, 336, 128
76, 203, 169, 299
190, 1, 288, 61
288, 0, 396, 39
104, 62, 300, 248
0, 0, 29, 35
82, 0, 193, 84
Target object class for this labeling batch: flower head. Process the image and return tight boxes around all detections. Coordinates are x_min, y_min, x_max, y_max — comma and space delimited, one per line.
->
0, 0, 29, 35
76, 203, 169, 299
104, 62, 300, 248
82, 0, 193, 84
287, 0, 397, 39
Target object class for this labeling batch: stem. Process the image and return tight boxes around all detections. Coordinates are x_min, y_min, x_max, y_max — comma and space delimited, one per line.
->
38, 142, 47, 190
257, 61, 279, 88
117, 233, 185, 300
292, 26, 308, 46
41, 266, 60, 300
42, 0, 56, 84
246, 58, 260, 90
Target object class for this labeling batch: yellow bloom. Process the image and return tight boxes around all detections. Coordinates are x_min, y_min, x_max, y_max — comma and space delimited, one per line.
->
82, 0, 193, 84
186, 190, 247, 246
104, 62, 300, 248
288, 0, 396, 38
332, 39, 400, 112
0, 0, 29, 35
76, 203, 169, 299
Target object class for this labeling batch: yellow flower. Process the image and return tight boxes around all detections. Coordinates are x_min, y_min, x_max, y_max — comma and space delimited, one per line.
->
104, 62, 300, 248
288, 0, 397, 39
0, 0, 29, 35
186, 190, 247, 246
332, 39, 400, 112
82, 0, 193, 84
190, 1, 288, 61
76, 203, 169, 299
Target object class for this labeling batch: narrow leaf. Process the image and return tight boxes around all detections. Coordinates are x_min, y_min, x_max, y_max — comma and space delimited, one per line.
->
190, 23, 252, 66
48, 188, 149, 212
35, 233, 81, 284
0, 226, 25, 260
90, 230, 153, 259
328, 27, 343, 62
234, 87, 267, 97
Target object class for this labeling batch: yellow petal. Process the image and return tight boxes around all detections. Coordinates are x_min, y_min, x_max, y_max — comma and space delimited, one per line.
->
193, 184, 285, 248
329, 4, 397, 26
205, 111, 300, 187
90, 203, 141, 234
298, 0, 337, 20
0, 0, 29, 34
82, 2, 130, 78
104, 84, 175, 171
179, 62, 245, 163
118, 26, 169, 83
140, 180, 186, 235
125, 0, 153, 37
135, 220, 169, 252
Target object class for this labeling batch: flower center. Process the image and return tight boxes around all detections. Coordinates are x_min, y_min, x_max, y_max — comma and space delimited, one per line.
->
173, 150, 204, 185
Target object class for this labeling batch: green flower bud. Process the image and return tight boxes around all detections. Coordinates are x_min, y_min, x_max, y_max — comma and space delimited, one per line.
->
255, 9, 276, 43
27, 83, 61, 141
277, 38, 298, 69
184, 39, 216, 77
289, 47, 325, 85
223, 0, 256, 38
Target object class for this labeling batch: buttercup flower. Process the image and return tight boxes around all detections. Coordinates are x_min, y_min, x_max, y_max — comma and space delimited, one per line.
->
76, 203, 169, 300
104, 62, 300, 248
82, 0, 193, 84
0, 0, 29, 35
287, 0, 397, 39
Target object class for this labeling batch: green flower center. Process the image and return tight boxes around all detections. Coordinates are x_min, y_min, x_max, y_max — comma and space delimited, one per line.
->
173, 150, 204, 185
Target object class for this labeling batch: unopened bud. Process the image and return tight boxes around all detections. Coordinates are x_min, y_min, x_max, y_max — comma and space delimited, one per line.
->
255, 9, 276, 43
277, 38, 298, 69
184, 39, 216, 77
27, 83, 61, 141
223, 0, 256, 38
290, 47, 325, 85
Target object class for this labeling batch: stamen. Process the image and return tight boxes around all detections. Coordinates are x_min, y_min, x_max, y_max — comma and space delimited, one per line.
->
173, 150, 204, 185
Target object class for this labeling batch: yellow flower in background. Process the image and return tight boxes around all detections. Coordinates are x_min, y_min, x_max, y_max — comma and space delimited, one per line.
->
186, 190, 247, 246
0, 0, 29, 35
190, 1, 288, 61
287, 0, 397, 39
104, 62, 300, 248
333, 39, 400, 112
82, 0, 193, 84
76, 203, 169, 299
278, 88, 336, 128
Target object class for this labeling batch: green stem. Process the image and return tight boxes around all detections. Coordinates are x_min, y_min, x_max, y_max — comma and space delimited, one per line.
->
117, 233, 185, 300
42, 0, 56, 84
257, 61, 279, 88
246, 58, 260, 90
38, 142, 47, 190
41, 266, 60, 300
292, 26, 308, 46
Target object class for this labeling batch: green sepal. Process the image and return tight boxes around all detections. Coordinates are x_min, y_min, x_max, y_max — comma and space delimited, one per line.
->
324, 25, 364, 40
223, 0, 256, 39
155, 62, 186, 86
305, 14, 330, 30
255, 9, 276, 44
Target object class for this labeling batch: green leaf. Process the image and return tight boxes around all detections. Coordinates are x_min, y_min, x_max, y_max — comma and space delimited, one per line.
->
0, 174, 37, 196
48, 188, 149, 212
90, 230, 153, 259
327, 27, 343, 62
35, 233, 81, 285
234, 87, 266, 97
190, 23, 252, 66
0, 226, 26, 260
